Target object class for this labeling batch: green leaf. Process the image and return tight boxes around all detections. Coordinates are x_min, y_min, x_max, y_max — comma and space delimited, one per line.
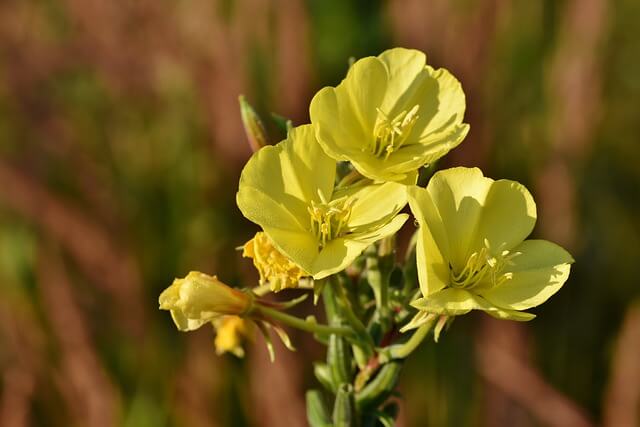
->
306, 390, 332, 427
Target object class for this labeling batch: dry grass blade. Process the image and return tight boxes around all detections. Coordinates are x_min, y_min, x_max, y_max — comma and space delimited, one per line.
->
539, 0, 608, 248
37, 245, 121, 427
0, 301, 44, 427
0, 161, 146, 336
603, 302, 640, 427
476, 319, 595, 427
250, 334, 307, 427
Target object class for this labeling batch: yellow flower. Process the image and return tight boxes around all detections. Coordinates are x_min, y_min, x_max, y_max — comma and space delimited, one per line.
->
236, 124, 409, 279
310, 47, 469, 183
243, 231, 306, 292
405, 167, 573, 327
213, 316, 255, 358
159, 271, 253, 331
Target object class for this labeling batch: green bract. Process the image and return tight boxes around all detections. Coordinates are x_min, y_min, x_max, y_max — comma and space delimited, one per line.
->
236, 124, 409, 280
310, 47, 470, 183
406, 167, 573, 323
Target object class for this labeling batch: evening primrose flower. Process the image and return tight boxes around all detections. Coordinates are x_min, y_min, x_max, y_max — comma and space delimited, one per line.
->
236, 124, 409, 280
213, 316, 255, 357
405, 167, 573, 325
159, 271, 253, 331
243, 231, 307, 292
310, 48, 469, 183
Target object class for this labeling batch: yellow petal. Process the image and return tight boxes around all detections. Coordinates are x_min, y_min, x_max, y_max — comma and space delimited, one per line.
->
407, 186, 450, 296
237, 124, 335, 230
426, 167, 492, 269
347, 182, 407, 229
412, 289, 535, 321
414, 67, 467, 141
262, 227, 317, 276
310, 57, 388, 160
481, 240, 573, 311
471, 179, 537, 253
377, 47, 428, 114
310, 214, 408, 280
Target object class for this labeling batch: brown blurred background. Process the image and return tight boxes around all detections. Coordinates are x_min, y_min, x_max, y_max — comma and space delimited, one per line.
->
0, 0, 639, 426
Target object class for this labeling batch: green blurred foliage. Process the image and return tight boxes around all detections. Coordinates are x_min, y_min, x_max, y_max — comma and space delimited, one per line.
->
0, 0, 638, 426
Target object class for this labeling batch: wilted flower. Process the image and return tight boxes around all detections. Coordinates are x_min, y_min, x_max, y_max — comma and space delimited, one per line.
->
310, 47, 469, 183
213, 316, 255, 357
237, 124, 409, 279
159, 271, 253, 331
405, 167, 573, 325
243, 231, 307, 292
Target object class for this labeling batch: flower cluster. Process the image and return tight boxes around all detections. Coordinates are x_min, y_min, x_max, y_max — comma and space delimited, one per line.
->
158, 47, 573, 426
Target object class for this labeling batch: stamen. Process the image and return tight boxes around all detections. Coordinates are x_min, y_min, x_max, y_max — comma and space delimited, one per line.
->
449, 241, 521, 290
371, 105, 420, 158
307, 197, 355, 249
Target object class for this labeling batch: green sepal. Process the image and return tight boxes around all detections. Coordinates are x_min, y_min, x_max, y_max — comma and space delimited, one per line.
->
328, 333, 354, 389
381, 401, 399, 420
352, 344, 369, 371
255, 321, 276, 362
270, 112, 293, 135
373, 411, 395, 427
306, 389, 332, 427
239, 95, 269, 150
355, 361, 402, 411
314, 363, 336, 392
276, 293, 309, 310
333, 384, 356, 427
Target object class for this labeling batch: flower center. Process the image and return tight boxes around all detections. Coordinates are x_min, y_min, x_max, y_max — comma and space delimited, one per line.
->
450, 240, 520, 290
370, 105, 420, 159
307, 196, 354, 249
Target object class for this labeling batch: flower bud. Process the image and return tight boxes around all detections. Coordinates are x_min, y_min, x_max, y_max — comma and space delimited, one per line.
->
239, 95, 268, 151
159, 271, 253, 331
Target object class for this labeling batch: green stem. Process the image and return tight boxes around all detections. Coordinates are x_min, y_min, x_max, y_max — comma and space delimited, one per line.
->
337, 169, 365, 188
365, 252, 391, 329
379, 318, 436, 361
256, 305, 356, 339
252, 283, 272, 297
333, 276, 375, 355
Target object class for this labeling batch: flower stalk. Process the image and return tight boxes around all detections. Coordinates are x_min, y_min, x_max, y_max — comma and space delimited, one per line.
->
255, 304, 357, 340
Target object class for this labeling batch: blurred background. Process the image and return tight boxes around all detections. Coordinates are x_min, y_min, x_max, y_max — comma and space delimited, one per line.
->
0, 0, 638, 426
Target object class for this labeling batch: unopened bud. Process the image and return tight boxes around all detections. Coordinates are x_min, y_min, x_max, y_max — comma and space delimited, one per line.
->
159, 271, 253, 331
239, 95, 268, 151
